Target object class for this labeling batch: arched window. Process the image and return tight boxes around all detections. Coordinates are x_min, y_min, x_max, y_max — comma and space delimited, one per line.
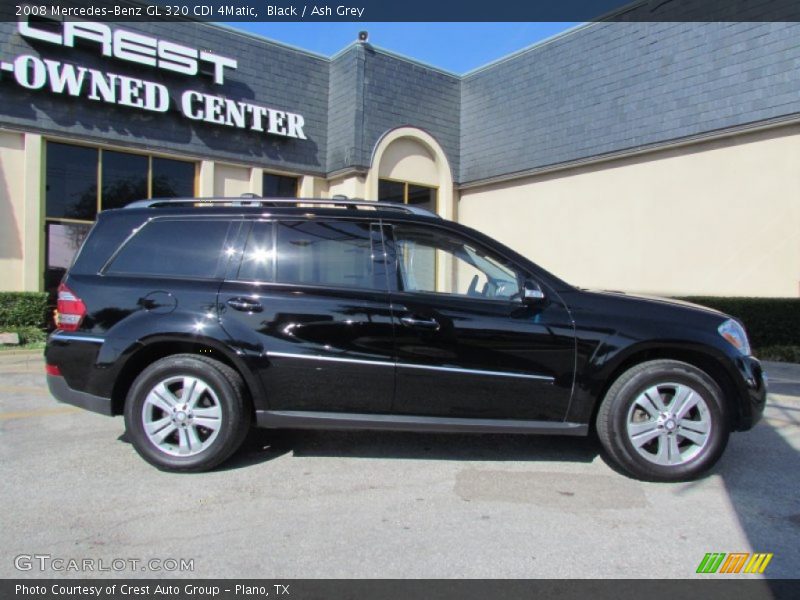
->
369, 129, 452, 218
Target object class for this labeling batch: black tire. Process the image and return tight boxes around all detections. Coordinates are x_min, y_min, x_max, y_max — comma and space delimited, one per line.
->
596, 359, 729, 482
124, 354, 251, 472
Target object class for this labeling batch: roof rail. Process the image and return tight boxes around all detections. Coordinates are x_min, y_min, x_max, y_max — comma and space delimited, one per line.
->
123, 196, 441, 218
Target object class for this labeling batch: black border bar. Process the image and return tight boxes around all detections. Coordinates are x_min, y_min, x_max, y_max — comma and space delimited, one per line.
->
2, 0, 800, 22
3, 580, 800, 600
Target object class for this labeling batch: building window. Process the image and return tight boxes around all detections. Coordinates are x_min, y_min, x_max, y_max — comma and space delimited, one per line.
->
378, 179, 437, 213
44, 141, 197, 298
45, 142, 196, 221
45, 143, 98, 221
101, 150, 148, 211
263, 172, 298, 198
44, 222, 92, 297
152, 158, 195, 198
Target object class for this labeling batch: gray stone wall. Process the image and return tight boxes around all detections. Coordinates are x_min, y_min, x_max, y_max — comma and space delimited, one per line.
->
359, 47, 461, 178
326, 46, 361, 174
460, 22, 800, 183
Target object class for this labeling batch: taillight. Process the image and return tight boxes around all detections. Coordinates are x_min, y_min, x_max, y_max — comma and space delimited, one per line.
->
45, 364, 62, 376
56, 283, 87, 332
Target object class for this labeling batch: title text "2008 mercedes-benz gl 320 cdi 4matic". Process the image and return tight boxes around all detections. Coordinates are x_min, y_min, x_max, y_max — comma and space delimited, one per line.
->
45, 197, 766, 481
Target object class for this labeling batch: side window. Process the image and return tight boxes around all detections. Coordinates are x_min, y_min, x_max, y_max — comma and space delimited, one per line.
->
106, 219, 231, 279
237, 220, 387, 291
391, 224, 523, 301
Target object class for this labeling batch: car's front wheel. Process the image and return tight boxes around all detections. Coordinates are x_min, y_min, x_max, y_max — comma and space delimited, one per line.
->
596, 359, 729, 482
124, 354, 251, 472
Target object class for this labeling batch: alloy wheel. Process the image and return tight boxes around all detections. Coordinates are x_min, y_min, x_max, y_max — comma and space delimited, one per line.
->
625, 382, 712, 466
141, 375, 223, 457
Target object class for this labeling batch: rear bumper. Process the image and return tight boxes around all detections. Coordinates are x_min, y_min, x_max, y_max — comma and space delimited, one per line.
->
47, 374, 113, 416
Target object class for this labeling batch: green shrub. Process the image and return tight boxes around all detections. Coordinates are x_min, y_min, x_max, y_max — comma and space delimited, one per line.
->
755, 345, 800, 363
676, 297, 800, 349
2, 326, 47, 346
0, 292, 49, 329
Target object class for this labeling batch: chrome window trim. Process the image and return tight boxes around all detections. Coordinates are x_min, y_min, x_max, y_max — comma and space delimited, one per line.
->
266, 351, 554, 382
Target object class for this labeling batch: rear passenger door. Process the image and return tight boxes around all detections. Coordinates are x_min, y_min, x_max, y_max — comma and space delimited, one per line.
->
218, 217, 396, 414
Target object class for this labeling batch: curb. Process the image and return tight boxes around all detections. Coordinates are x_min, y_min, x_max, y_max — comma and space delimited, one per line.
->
0, 348, 44, 358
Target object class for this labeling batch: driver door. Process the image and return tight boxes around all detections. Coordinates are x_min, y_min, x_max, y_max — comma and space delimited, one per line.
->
385, 222, 575, 422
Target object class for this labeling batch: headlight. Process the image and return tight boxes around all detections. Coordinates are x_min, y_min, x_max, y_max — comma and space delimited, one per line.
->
718, 319, 751, 355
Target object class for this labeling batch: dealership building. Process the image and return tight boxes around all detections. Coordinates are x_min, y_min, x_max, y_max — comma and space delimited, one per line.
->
1, 14, 799, 299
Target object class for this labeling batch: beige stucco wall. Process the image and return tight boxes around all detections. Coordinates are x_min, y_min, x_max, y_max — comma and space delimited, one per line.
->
326, 174, 366, 199
0, 131, 26, 291
214, 163, 253, 197
0, 131, 42, 292
377, 138, 439, 185
298, 175, 326, 198
458, 125, 800, 298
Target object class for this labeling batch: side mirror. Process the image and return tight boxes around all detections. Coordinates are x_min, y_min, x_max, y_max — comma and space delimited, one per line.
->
522, 279, 545, 304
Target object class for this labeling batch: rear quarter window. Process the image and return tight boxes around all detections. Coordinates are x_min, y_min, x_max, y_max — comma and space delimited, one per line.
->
105, 219, 232, 279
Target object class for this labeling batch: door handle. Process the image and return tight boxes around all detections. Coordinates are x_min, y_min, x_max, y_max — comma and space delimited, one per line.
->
226, 297, 263, 313
400, 316, 440, 330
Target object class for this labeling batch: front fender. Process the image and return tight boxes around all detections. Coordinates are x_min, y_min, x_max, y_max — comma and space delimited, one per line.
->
566, 333, 757, 427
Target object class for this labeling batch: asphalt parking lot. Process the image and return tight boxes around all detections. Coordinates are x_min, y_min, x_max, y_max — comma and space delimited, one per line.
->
1, 351, 798, 579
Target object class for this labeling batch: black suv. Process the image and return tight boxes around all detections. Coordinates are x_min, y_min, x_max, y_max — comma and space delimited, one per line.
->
45, 197, 766, 481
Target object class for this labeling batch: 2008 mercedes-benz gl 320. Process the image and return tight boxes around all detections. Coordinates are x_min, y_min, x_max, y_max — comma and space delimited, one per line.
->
45, 197, 767, 481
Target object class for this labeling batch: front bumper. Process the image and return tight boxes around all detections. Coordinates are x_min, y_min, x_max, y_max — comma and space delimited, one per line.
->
47, 374, 113, 416
735, 355, 767, 431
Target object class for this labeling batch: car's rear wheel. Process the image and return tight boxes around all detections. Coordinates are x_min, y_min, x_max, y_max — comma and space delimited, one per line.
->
596, 359, 729, 482
124, 354, 251, 472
